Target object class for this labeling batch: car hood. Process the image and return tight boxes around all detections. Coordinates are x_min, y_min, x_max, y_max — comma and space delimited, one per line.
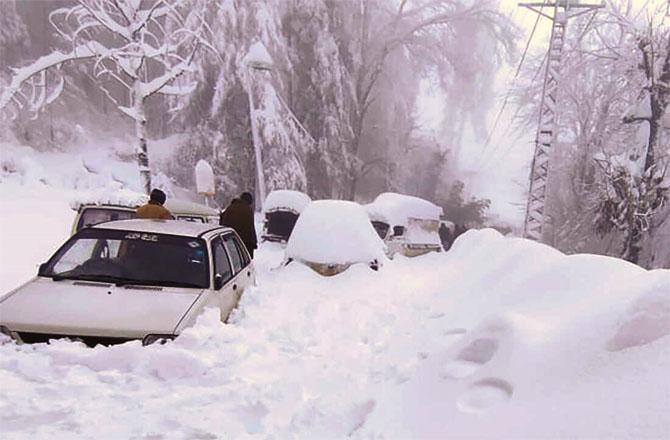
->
0, 277, 203, 339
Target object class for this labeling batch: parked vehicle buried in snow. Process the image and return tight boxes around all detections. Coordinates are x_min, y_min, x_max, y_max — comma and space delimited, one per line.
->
0, 219, 254, 346
261, 190, 312, 244
70, 191, 220, 235
365, 192, 444, 258
285, 200, 386, 276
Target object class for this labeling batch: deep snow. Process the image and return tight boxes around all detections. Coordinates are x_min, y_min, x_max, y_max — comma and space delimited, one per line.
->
1, 145, 669, 439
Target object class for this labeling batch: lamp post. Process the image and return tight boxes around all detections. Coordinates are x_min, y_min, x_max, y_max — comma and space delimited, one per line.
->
244, 42, 273, 212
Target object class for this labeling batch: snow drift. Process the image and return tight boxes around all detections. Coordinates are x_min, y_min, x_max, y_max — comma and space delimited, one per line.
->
1, 224, 668, 439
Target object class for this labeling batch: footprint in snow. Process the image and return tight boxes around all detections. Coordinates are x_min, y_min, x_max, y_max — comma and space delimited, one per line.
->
457, 377, 513, 413
439, 338, 498, 379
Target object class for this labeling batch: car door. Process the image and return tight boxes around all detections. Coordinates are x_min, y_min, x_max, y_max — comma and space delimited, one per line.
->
210, 236, 237, 322
221, 233, 254, 302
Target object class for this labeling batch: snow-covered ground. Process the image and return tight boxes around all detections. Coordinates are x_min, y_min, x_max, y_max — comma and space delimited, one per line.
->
1, 144, 669, 439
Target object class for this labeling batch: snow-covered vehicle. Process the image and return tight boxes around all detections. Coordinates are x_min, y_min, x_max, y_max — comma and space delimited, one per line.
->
365, 192, 444, 257
0, 219, 254, 346
261, 190, 311, 243
70, 192, 220, 235
286, 200, 386, 276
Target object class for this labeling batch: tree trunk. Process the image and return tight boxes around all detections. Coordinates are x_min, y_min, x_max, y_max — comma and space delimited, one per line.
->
134, 83, 151, 194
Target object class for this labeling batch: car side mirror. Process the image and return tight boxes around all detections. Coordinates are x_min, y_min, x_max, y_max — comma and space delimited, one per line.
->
392, 226, 405, 237
214, 274, 224, 290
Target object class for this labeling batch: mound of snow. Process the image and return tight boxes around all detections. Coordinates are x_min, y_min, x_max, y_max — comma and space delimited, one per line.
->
286, 200, 385, 265
366, 192, 442, 226
263, 189, 311, 214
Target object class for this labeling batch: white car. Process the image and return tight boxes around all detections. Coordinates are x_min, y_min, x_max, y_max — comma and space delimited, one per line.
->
365, 192, 444, 257
0, 219, 255, 346
71, 198, 220, 235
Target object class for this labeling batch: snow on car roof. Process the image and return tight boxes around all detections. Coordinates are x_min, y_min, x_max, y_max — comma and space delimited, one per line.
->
264, 190, 311, 214
92, 219, 224, 237
70, 188, 147, 211
365, 192, 443, 226
286, 200, 385, 265
71, 189, 219, 216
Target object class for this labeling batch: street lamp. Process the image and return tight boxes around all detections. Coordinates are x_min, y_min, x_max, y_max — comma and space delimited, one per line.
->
244, 41, 273, 212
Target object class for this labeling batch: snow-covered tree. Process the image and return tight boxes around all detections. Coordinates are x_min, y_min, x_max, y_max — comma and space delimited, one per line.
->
345, 0, 515, 199
593, 5, 670, 264
512, 0, 669, 267
0, 0, 213, 194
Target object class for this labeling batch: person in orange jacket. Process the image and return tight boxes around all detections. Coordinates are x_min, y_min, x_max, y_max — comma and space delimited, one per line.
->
136, 188, 173, 220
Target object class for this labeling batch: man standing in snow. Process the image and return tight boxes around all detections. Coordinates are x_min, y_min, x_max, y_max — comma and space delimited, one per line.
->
136, 188, 173, 220
220, 192, 258, 258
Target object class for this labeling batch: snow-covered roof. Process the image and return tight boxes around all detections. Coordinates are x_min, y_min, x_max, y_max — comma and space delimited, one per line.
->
71, 190, 218, 216
286, 200, 385, 265
94, 219, 224, 237
264, 190, 311, 214
245, 41, 273, 70
365, 192, 443, 227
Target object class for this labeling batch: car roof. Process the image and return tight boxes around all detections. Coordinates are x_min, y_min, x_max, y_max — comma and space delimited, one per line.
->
73, 198, 219, 216
92, 219, 227, 237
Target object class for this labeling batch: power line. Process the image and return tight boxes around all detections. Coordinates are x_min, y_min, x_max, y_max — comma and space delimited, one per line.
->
479, 1, 546, 158
478, 2, 599, 174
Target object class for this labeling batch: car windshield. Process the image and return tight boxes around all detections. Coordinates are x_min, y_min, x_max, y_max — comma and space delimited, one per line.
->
371, 221, 390, 240
42, 228, 209, 288
77, 207, 136, 232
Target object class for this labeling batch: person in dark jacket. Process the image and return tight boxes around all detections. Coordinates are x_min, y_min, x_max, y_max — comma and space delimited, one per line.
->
220, 192, 258, 257
137, 188, 173, 219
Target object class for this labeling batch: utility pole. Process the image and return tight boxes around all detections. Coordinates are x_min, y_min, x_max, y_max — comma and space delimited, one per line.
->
519, 1, 604, 242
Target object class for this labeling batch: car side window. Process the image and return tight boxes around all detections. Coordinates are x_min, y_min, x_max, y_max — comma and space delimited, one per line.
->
211, 237, 233, 283
233, 236, 250, 267
222, 234, 243, 274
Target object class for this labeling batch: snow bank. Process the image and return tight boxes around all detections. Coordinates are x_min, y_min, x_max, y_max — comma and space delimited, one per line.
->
263, 189, 311, 213
366, 192, 443, 226
286, 200, 385, 265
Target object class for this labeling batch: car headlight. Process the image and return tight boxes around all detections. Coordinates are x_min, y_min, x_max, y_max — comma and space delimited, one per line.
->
0, 325, 16, 342
142, 334, 176, 346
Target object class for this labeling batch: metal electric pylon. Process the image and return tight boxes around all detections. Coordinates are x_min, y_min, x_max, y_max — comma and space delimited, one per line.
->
519, 1, 603, 242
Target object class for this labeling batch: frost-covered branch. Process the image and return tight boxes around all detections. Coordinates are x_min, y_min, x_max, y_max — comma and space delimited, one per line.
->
0, 41, 107, 111
1, 0, 213, 194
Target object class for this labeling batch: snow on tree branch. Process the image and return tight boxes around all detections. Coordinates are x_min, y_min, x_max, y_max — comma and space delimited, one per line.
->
0, 41, 108, 111
1, 0, 214, 194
